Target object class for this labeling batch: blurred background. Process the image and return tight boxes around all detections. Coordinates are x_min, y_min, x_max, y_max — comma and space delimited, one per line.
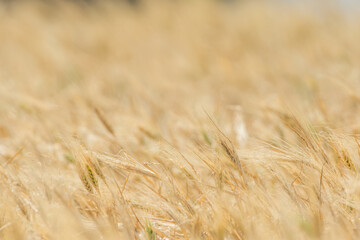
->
1, 0, 360, 143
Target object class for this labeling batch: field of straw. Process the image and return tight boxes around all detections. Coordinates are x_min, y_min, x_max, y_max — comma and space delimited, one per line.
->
1, 1, 360, 239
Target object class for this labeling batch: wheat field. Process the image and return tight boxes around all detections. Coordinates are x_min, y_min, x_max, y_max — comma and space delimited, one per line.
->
1, 1, 360, 239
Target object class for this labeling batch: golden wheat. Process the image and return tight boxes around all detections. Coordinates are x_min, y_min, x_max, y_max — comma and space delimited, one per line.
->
0, 1, 360, 239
